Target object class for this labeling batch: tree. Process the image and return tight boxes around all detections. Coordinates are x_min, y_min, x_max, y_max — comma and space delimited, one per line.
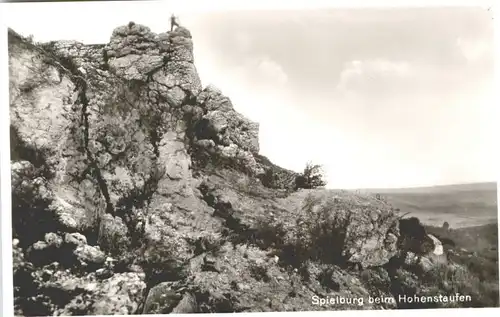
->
442, 221, 450, 231
295, 161, 327, 189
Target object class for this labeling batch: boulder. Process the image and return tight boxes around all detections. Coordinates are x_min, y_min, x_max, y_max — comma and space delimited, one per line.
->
44, 232, 63, 248
64, 232, 87, 247
97, 214, 130, 254
285, 190, 400, 268
73, 245, 106, 265
196, 86, 260, 154
427, 234, 444, 256
46, 271, 147, 315
142, 282, 184, 314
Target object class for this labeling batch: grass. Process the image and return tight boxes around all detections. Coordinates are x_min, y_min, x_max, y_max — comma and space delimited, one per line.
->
425, 223, 498, 252
422, 223, 499, 307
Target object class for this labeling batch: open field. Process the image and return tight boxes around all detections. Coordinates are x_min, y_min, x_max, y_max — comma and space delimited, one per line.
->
359, 182, 498, 228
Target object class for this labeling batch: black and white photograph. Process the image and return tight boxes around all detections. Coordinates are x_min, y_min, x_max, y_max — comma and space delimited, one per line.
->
1, 0, 499, 316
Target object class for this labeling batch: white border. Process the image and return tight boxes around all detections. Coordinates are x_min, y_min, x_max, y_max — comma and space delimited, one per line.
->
1, 1, 498, 317
0, 2, 13, 316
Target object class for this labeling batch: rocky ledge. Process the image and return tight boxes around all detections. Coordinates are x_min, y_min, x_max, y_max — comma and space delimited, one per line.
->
9, 23, 485, 316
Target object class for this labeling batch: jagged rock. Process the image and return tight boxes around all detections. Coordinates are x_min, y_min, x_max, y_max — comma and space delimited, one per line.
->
398, 234, 446, 274
46, 271, 146, 315
167, 27, 195, 61
255, 154, 299, 190
404, 251, 419, 266
287, 190, 400, 268
44, 232, 63, 248
128, 264, 144, 273
109, 54, 164, 81
13, 240, 30, 275
165, 86, 186, 108
73, 244, 106, 265
172, 292, 198, 313
50, 191, 96, 232
95, 267, 114, 279
97, 213, 130, 254
107, 24, 160, 58
384, 233, 399, 252
9, 30, 100, 239
9, 21, 222, 299
142, 281, 189, 314
64, 232, 87, 246
41, 39, 106, 69
11, 161, 35, 182
427, 234, 444, 256
32, 241, 49, 251
105, 23, 201, 94
196, 139, 217, 152
418, 256, 434, 272
106, 24, 163, 81
27, 238, 68, 267
186, 85, 266, 176
139, 194, 222, 272
197, 86, 260, 154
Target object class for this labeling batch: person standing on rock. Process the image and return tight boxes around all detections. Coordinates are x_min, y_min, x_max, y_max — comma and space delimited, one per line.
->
170, 14, 180, 31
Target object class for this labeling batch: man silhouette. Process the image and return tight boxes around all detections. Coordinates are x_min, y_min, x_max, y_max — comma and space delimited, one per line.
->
170, 14, 180, 31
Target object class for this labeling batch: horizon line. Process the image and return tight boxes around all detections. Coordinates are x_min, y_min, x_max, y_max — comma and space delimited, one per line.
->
334, 180, 498, 191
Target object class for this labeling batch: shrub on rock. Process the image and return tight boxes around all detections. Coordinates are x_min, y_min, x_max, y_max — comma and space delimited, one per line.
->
295, 162, 327, 190
282, 191, 399, 269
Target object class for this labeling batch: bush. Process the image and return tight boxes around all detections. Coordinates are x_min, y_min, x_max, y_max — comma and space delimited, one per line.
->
424, 262, 499, 307
295, 162, 327, 190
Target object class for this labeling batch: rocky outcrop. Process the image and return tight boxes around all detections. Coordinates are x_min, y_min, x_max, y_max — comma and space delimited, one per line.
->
255, 154, 300, 190
190, 85, 264, 176
279, 190, 400, 268
9, 23, 486, 316
195, 86, 260, 153
427, 234, 444, 256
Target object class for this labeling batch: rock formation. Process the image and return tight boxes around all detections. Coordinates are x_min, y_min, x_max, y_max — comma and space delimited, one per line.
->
8, 23, 483, 315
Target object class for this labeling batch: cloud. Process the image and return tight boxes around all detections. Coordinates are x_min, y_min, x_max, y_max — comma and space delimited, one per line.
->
332, 56, 487, 104
255, 57, 289, 86
225, 56, 289, 91
329, 59, 418, 128
335, 59, 411, 94
456, 37, 491, 62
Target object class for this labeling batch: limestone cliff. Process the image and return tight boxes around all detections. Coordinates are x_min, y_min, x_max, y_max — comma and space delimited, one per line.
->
9, 24, 479, 316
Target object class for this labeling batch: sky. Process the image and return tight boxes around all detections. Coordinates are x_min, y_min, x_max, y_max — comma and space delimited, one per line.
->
1, 0, 497, 189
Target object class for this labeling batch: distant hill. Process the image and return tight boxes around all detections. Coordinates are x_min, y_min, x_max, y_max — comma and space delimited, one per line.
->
357, 182, 497, 194
355, 182, 498, 228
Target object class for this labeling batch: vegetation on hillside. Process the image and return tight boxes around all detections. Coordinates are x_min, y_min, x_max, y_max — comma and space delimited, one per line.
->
295, 162, 327, 190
